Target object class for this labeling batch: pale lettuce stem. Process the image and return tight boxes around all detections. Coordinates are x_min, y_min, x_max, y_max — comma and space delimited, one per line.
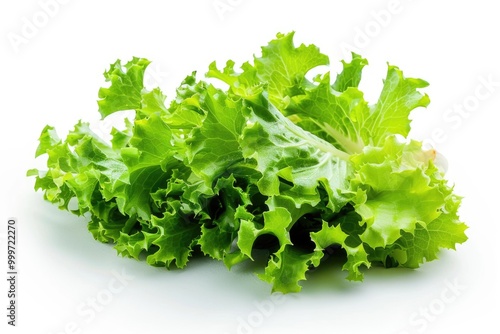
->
284, 120, 352, 161
321, 122, 365, 155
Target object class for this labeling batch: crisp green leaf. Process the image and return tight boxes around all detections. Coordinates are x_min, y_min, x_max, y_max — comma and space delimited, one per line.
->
198, 175, 251, 260
237, 207, 293, 259
146, 201, 201, 269
367, 65, 430, 145
186, 85, 247, 185
332, 53, 368, 92
351, 137, 447, 249
241, 93, 352, 212
311, 221, 370, 281
97, 57, 151, 118
259, 244, 321, 293
254, 32, 329, 108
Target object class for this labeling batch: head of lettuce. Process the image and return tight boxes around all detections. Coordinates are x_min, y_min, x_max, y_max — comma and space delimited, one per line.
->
29, 32, 467, 293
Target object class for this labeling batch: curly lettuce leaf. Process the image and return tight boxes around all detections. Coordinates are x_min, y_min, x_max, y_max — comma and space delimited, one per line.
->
30, 32, 467, 294
240, 93, 352, 212
346, 137, 468, 273
98, 57, 151, 118
208, 31, 329, 108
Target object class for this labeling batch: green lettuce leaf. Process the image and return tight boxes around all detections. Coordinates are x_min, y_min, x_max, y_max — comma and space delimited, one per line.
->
30, 32, 467, 294
98, 57, 151, 118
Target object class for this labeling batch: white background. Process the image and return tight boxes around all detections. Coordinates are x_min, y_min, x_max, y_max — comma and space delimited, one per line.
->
1, 1, 499, 333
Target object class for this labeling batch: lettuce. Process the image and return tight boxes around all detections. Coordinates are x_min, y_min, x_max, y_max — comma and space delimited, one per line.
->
29, 32, 467, 293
